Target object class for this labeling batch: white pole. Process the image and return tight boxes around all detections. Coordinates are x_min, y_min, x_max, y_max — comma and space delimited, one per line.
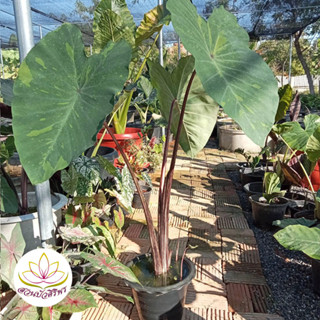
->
39, 25, 43, 39
158, 0, 163, 66
13, 0, 54, 249
0, 41, 5, 78
288, 34, 293, 85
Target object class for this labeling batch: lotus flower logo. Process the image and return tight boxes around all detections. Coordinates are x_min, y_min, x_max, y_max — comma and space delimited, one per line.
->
18, 252, 69, 289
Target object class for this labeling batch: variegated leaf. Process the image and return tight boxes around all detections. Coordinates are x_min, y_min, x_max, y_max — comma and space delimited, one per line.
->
167, 1, 279, 146
12, 24, 131, 185
80, 250, 139, 283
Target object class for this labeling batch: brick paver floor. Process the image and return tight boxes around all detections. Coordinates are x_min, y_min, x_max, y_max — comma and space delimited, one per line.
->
82, 142, 284, 320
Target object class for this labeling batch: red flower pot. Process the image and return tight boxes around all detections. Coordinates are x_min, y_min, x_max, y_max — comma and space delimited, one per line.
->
96, 127, 143, 155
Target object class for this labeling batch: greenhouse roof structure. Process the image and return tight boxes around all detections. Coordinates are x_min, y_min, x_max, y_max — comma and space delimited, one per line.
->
0, 0, 320, 48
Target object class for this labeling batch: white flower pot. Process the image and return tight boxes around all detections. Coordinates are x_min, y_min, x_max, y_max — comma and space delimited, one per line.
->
0, 192, 67, 253
219, 124, 261, 152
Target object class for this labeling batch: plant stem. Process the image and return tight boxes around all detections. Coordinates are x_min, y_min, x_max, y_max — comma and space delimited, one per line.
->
159, 70, 197, 273
158, 99, 176, 272
114, 33, 160, 134
105, 125, 163, 274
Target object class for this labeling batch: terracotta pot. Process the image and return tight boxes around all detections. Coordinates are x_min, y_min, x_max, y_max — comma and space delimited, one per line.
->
96, 127, 143, 154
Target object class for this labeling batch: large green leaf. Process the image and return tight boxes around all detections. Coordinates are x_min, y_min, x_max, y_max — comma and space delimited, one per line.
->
149, 56, 219, 157
274, 225, 320, 260
167, 1, 279, 146
135, 4, 171, 47
93, 0, 135, 51
306, 126, 320, 162
12, 24, 131, 185
80, 250, 140, 283
0, 175, 19, 214
53, 289, 97, 313
0, 224, 26, 289
0, 79, 14, 105
277, 114, 320, 162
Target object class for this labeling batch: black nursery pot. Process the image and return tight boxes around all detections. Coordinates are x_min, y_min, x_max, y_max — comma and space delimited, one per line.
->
126, 254, 195, 320
132, 185, 152, 209
249, 194, 288, 229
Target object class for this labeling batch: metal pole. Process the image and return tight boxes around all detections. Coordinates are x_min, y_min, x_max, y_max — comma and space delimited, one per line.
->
0, 40, 5, 78
178, 36, 181, 60
158, 0, 163, 66
90, 44, 93, 55
39, 25, 43, 39
13, 0, 55, 248
288, 34, 293, 85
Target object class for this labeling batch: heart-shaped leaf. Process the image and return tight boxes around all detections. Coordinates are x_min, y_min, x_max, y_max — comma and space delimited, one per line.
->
80, 250, 140, 283
93, 0, 135, 51
0, 224, 26, 289
274, 225, 320, 260
167, 1, 279, 146
149, 56, 219, 157
278, 114, 320, 153
12, 23, 131, 185
4, 298, 39, 320
53, 289, 97, 313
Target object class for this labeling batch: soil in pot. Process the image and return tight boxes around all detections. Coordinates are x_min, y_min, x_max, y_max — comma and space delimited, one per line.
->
126, 254, 195, 320
250, 195, 288, 229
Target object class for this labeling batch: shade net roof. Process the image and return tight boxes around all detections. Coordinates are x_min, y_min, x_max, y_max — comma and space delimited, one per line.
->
1, 0, 320, 48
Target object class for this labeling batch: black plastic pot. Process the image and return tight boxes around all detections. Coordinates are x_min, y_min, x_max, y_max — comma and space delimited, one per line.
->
85, 146, 118, 179
132, 185, 152, 209
126, 254, 195, 320
237, 163, 264, 186
250, 194, 288, 229
85, 146, 118, 163
312, 258, 320, 295
243, 181, 263, 196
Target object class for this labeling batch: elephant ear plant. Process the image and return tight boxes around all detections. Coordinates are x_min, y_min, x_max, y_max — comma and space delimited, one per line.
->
106, 0, 280, 276
12, 0, 278, 281
273, 113, 320, 219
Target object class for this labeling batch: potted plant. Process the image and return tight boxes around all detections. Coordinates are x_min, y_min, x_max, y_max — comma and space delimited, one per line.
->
0, 224, 139, 320
249, 172, 288, 228
0, 138, 68, 253
273, 113, 320, 219
274, 224, 320, 295
93, 0, 170, 152
10, 0, 279, 318
235, 147, 267, 186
